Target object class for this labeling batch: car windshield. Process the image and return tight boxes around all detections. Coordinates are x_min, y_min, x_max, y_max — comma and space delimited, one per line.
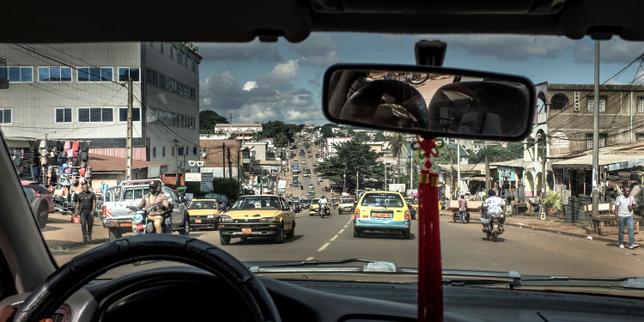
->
189, 201, 217, 209
232, 197, 281, 210
361, 194, 404, 207
6, 34, 644, 294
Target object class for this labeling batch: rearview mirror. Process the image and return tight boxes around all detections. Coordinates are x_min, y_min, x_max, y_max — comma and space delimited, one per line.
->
323, 64, 535, 141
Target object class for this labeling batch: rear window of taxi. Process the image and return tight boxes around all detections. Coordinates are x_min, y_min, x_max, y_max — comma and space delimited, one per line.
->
361, 193, 404, 207
189, 201, 217, 209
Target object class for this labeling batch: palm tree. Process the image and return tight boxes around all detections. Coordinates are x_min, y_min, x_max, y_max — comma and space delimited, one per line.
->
388, 133, 406, 184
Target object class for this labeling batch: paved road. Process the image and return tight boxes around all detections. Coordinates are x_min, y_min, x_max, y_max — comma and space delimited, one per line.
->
42, 137, 644, 277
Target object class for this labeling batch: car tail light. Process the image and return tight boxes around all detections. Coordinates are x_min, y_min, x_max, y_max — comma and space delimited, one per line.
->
354, 208, 360, 219
404, 210, 411, 221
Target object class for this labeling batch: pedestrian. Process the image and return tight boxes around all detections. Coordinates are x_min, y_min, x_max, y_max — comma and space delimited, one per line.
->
614, 186, 639, 249
75, 182, 96, 242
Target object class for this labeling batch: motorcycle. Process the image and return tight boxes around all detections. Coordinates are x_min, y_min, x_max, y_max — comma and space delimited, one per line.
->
131, 206, 172, 235
53, 195, 75, 215
319, 203, 330, 218
453, 209, 470, 224
481, 208, 504, 242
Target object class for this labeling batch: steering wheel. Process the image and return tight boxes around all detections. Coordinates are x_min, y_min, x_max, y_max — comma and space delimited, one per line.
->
13, 235, 281, 322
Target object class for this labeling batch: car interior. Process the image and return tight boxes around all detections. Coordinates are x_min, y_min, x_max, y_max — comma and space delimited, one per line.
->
2, 1, 644, 322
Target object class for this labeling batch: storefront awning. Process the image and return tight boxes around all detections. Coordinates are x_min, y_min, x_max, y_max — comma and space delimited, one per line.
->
552, 154, 644, 171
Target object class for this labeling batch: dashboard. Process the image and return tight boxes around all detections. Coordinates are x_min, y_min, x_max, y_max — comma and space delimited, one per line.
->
2, 266, 644, 322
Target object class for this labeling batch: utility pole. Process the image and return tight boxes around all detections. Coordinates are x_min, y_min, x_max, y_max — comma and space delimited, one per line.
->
410, 147, 414, 190
173, 140, 179, 186
356, 170, 359, 191
343, 164, 347, 193
592, 40, 600, 217
485, 151, 491, 192
227, 146, 232, 179
125, 78, 133, 180
456, 139, 461, 198
384, 164, 387, 190
222, 142, 226, 180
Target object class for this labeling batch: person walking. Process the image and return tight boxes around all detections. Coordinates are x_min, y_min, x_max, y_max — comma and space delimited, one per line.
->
615, 186, 639, 249
75, 182, 96, 242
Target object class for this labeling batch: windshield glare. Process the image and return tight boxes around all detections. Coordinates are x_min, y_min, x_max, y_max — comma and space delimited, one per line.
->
6, 35, 644, 293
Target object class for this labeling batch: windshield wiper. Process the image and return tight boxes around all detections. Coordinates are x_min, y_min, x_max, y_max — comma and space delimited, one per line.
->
443, 269, 522, 289
248, 258, 417, 274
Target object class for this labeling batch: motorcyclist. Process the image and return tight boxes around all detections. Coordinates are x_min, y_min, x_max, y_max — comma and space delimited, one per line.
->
137, 181, 170, 233
319, 195, 329, 215
481, 190, 505, 231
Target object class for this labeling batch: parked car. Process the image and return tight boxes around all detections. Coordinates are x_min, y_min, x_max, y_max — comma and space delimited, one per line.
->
21, 181, 54, 213
218, 195, 295, 244
301, 199, 312, 209
188, 199, 221, 230
22, 187, 48, 229
353, 191, 411, 239
204, 192, 230, 210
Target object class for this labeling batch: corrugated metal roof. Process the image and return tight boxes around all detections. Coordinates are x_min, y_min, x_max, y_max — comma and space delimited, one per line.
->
552, 154, 644, 167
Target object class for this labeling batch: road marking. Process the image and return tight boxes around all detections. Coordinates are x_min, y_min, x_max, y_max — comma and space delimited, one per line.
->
338, 229, 345, 234
305, 256, 314, 261
330, 234, 338, 241
317, 242, 331, 252
343, 224, 348, 229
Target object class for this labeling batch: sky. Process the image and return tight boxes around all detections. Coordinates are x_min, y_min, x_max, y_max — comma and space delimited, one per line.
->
196, 33, 644, 125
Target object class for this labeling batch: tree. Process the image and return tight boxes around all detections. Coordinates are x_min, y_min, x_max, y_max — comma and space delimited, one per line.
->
199, 110, 228, 134
320, 123, 337, 138
255, 121, 301, 147
212, 178, 240, 202
352, 131, 370, 143
374, 131, 386, 141
468, 143, 524, 163
317, 140, 381, 192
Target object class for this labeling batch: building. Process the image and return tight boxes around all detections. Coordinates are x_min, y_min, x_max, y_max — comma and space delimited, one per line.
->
539, 83, 644, 157
325, 137, 351, 156
0, 42, 201, 174
214, 123, 262, 139
199, 139, 241, 179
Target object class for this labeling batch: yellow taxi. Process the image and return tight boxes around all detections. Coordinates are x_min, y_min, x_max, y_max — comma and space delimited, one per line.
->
309, 198, 320, 216
188, 199, 221, 230
218, 195, 295, 245
353, 191, 411, 239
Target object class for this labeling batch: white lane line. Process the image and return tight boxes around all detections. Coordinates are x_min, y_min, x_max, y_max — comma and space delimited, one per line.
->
305, 256, 315, 261
317, 242, 331, 252
343, 225, 348, 229
330, 235, 339, 241
338, 229, 345, 234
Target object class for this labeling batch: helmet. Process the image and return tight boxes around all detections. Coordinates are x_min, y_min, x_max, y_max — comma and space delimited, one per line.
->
149, 181, 160, 189
488, 190, 496, 197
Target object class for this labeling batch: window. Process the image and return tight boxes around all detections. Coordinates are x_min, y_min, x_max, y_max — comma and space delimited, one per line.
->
118, 67, 140, 82
193, 147, 197, 155
586, 133, 607, 149
162, 146, 166, 157
118, 107, 141, 122
55, 108, 72, 123
638, 97, 644, 113
178, 147, 184, 156
637, 133, 644, 141
78, 107, 113, 122
38, 66, 72, 82
152, 146, 157, 158
77, 67, 113, 82
0, 108, 11, 124
587, 96, 607, 112
2, 66, 33, 82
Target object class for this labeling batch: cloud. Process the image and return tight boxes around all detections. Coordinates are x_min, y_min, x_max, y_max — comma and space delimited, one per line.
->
442, 35, 572, 62
573, 39, 644, 64
195, 41, 281, 62
200, 63, 323, 124
286, 34, 339, 66
265, 59, 299, 84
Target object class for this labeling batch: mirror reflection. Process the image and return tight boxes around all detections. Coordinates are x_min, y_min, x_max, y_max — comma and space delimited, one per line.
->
326, 69, 532, 139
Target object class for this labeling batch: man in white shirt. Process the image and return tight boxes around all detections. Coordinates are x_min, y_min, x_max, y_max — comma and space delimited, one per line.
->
614, 186, 639, 249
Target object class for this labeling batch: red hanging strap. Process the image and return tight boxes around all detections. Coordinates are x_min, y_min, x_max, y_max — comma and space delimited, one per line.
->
415, 137, 443, 322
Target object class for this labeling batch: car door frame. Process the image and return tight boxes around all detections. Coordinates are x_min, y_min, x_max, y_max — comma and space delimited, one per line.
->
280, 197, 294, 230
163, 187, 184, 228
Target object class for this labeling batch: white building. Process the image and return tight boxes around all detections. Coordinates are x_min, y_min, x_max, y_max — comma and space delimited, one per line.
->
325, 137, 352, 156
214, 123, 262, 138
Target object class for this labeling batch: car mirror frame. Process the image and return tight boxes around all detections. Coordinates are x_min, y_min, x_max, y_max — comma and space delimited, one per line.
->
322, 63, 536, 141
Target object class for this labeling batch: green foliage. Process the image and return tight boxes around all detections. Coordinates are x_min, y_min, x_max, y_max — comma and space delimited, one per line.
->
255, 121, 300, 147
199, 110, 228, 134
316, 140, 381, 192
352, 131, 370, 143
320, 123, 337, 138
374, 131, 386, 141
468, 142, 523, 163
432, 144, 457, 165
212, 178, 241, 202
543, 191, 562, 210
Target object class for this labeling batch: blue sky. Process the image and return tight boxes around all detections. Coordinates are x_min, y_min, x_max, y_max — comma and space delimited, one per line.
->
197, 33, 644, 125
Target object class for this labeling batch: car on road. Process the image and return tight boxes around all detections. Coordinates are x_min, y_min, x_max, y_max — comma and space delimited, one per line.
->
338, 197, 356, 215
308, 198, 320, 216
21, 181, 54, 213
101, 182, 191, 240
301, 199, 311, 209
204, 192, 231, 210
307, 191, 315, 198
218, 195, 295, 244
22, 186, 48, 229
188, 199, 220, 230
353, 191, 411, 239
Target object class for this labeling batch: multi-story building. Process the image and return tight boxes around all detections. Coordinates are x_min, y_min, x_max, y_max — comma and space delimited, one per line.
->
214, 123, 262, 139
0, 42, 201, 174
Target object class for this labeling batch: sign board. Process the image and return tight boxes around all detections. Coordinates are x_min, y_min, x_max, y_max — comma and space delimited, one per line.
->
497, 166, 517, 181
200, 172, 214, 192
185, 172, 202, 182
200, 167, 215, 173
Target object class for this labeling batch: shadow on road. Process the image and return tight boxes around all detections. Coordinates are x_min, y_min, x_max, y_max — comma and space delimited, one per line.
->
42, 225, 63, 232
47, 238, 109, 254
228, 234, 304, 246
357, 232, 415, 240
47, 217, 72, 224
480, 237, 506, 242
